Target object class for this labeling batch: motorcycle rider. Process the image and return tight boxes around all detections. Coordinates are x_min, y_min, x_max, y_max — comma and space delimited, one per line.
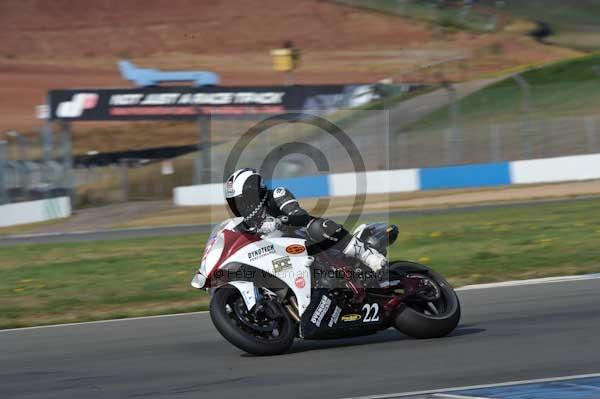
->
224, 168, 388, 272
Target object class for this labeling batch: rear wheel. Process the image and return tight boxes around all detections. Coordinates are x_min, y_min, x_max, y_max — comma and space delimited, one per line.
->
391, 262, 460, 339
209, 285, 296, 355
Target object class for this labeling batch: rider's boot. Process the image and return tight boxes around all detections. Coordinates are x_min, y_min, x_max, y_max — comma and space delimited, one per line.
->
343, 224, 388, 272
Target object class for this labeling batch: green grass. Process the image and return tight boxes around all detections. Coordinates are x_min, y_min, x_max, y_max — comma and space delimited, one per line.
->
479, 0, 600, 51
391, 54, 600, 167
2, 198, 600, 329
333, 0, 500, 32
407, 54, 600, 133
0, 235, 209, 329
334, 1, 600, 51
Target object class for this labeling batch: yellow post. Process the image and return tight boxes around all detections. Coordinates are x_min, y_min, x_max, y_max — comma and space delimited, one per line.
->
271, 45, 301, 85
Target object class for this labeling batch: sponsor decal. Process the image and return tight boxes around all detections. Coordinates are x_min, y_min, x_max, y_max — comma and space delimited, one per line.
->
273, 187, 286, 199
311, 295, 332, 327
247, 244, 275, 261
56, 93, 99, 118
328, 306, 342, 328
294, 276, 305, 289
286, 244, 306, 255
225, 180, 235, 197
108, 92, 285, 106
272, 256, 292, 273
35, 104, 49, 120
341, 313, 361, 322
108, 105, 283, 116
362, 303, 380, 322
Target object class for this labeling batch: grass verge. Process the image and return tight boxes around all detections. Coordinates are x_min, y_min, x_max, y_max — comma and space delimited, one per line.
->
2, 198, 600, 329
409, 54, 600, 132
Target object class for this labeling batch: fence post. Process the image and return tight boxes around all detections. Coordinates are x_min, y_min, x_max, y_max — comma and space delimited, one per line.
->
17, 134, 29, 198
396, 131, 408, 169
489, 124, 502, 162
443, 81, 462, 164
40, 122, 54, 199
383, 108, 391, 170
59, 121, 74, 200
120, 159, 129, 202
195, 114, 212, 185
585, 116, 598, 153
511, 73, 533, 159
443, 128, 454, 165
0, 141, 7, 205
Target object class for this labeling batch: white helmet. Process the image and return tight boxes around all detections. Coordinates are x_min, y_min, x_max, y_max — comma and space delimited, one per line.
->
224, 168, 268, 224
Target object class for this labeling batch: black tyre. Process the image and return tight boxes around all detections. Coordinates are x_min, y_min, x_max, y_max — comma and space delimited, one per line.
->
209, 285, 296, 356
391, 263, 461, 339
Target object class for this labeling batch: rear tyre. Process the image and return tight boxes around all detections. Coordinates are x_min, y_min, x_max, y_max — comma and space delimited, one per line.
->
391, 263, 461, 339
209, 284, 296, 356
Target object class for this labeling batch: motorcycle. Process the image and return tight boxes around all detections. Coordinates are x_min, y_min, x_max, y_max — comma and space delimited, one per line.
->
191, 217, 460, 355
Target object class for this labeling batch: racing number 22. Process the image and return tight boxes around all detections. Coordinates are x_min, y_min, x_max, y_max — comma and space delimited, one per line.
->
362, 303, 380, 322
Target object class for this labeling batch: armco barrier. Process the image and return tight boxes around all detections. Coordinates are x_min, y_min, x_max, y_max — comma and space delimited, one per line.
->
0, 197, 71, 227
173, 153, 600, 206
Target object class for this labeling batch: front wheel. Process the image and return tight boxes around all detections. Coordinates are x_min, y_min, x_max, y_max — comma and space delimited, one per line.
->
209, 284, 296, 356
391, 262, 461, 339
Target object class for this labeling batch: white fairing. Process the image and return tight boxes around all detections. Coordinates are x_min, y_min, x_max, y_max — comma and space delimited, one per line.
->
192, 218, 241, 288
227, 281, 257, 310
192, 218, 314, 316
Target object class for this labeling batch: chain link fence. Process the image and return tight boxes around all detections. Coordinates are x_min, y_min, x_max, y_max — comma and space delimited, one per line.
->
332, 0, 500, 32
392, 115, 600, 169
0, 127, 72, 206
3, 87, 600, 206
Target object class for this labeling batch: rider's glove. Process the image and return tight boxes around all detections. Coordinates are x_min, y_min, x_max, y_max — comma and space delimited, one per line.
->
258, 217, 282, 234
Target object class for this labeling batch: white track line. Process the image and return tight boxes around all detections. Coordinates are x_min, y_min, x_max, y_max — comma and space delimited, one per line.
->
456, 273, 600, 291
3, 273, 600, 333
0, 223, 206, 240
0, 310, 208, 333
343, 372, 600, 399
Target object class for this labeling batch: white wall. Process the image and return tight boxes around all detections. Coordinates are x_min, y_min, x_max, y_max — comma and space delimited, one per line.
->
173, 153, 600, 207
0, 197, 71, 228
174, 183, 225, 206
510, 154, 600, 184
174, 169, 421, 206
328, 169, 419, 197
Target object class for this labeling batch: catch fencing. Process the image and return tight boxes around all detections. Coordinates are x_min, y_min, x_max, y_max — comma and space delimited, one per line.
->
2, 112, 600, 207
0, 126, 72, 206
2, 77, 600, 206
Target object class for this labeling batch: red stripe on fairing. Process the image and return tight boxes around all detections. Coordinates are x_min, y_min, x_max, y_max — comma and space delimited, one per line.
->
205, 229, 261, 287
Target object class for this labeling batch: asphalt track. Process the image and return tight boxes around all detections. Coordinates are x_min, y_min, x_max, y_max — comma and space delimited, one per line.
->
2, 278, 599, 399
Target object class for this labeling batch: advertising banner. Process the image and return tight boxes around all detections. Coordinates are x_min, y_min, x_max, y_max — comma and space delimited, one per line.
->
47, 85, 387, 121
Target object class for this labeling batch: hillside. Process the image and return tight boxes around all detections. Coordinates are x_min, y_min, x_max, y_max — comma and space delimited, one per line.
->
0, 0, 579, 153
390, 54, 600, 168
337, 0, 600, 51
410, 54, 600, 132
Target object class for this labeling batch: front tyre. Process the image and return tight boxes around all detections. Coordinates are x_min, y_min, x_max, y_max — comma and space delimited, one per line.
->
391, 262, 461, 339
209, 285, 296, 356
